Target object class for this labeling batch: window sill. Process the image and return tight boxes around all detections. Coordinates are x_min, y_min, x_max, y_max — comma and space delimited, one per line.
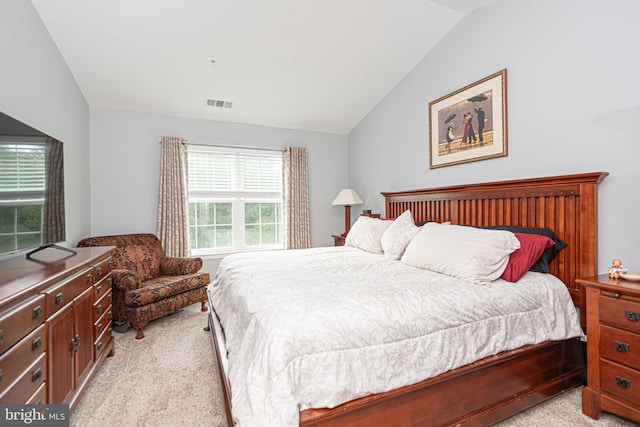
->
195, 247, 285, 260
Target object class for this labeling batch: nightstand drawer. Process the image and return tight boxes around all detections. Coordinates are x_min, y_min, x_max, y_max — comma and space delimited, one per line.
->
600, 324, 640, 370
600, 295, 640, 333
601, 358, 640, 405
332, 235, 345, 246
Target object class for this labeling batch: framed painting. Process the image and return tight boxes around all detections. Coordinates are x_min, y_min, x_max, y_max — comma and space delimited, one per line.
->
429, 69, 507, 169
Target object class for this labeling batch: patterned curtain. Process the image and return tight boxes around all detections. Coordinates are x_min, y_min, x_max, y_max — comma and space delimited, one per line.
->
283, 147, 311, 249
157, 136, 189, 257
42, 137, 65, 243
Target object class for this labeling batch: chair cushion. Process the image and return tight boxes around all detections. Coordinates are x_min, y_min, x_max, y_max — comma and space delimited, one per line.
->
124, 273, 209, 307
123, 286, 208, 326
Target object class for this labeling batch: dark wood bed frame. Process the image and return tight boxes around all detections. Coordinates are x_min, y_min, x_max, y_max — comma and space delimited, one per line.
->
207, 171, 608, 427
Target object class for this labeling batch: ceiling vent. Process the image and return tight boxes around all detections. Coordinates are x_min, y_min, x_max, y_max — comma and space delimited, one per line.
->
207, 98, 233, 109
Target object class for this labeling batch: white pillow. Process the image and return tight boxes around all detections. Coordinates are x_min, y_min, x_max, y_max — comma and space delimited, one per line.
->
345, 216, 392, 254
381, 210, 419, 260
400, 222, 520, 283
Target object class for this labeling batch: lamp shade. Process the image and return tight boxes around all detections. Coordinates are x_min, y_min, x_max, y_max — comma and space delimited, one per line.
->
331, 189, 364, 206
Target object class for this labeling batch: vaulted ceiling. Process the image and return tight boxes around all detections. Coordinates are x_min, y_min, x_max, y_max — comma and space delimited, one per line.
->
32, 0, 498, 134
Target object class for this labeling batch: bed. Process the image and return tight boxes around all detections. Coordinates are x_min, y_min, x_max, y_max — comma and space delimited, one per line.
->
207, 171, 608, 426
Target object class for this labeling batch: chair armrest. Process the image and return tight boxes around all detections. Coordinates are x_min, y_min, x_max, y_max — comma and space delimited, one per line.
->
110, 269, 141, 291
160, 257, 203, 276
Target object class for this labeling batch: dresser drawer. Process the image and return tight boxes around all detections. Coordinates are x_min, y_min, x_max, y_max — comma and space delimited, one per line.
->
25, 382, 46, 404
600, 358, 640, 405
93, 306, 113, 338
0, 295, 45, 354
94, 288, 112, 320
92, 257, 113, 283
600, 295, 640, 333
44, 269, 94, 317
0, 353, 46, 404
93, 275, 113, 300
600, 324, 640, 370
94, 323, 113, 359
0, 324, 46, 395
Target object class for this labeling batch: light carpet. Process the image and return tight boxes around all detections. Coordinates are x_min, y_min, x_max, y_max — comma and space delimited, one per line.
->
71, 304, 637, 427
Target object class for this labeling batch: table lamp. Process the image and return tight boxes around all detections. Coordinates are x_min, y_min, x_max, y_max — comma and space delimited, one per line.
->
332, 189, 364, 237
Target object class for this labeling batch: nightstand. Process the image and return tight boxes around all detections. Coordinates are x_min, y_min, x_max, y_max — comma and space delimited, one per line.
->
576, 274, 640, 424
332, 234, 345, 246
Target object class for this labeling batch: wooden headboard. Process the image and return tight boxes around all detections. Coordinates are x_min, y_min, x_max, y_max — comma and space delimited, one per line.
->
382, 172, 608, 323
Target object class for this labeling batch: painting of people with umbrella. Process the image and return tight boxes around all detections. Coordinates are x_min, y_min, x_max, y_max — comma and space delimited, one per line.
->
429, 69, 508, 169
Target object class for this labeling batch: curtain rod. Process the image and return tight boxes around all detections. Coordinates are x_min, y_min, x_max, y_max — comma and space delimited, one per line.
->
158, 138, 284, 153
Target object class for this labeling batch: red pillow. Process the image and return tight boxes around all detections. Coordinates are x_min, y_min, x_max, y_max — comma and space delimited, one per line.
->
501, 233, 555, 282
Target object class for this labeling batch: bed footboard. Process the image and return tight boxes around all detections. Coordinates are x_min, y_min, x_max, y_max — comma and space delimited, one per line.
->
300, 339, 586, 426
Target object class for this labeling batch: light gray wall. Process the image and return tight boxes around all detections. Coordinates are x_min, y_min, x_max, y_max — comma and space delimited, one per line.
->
348, 0, 640, 274
0, 0, 91, 254
89, 108, 348, 272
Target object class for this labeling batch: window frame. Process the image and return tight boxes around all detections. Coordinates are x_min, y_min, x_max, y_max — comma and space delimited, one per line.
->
0, 139, 46, 253
186, 145, 284, 256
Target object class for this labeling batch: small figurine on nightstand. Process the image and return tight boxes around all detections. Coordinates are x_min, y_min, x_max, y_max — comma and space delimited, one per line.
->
608, 258, 628, 279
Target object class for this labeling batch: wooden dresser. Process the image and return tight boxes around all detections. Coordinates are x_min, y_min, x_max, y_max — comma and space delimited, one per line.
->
577, 274, 640, 424
0, 246, 114, 410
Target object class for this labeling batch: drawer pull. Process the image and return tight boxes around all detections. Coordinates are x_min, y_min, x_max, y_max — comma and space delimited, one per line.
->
614, 341, 630, 352
86, 273, 93, 283
0, 329, 3, 346
55, 293, 64, 305
97, 267, 103, 276
97, 342, 103, 351
625, 310, 640, 322
108, 294, 113, 303
97, 323, 103, 333
32, 368, 42, 382
613, 293, 621, 298
108, 311, 113, 319
615, 376, 631, 389
96, 304, 103, 314
32, 305, 43, 319
32, 337, 42, 351
96, 285, 103, 295
107, 277, 113, 286
0, 369, 3, 384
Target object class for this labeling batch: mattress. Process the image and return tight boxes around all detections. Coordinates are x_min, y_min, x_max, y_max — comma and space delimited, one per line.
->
209, 246, 583, 427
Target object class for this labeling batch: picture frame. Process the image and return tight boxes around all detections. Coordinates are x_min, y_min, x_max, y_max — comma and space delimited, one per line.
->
429, 69, 507, 169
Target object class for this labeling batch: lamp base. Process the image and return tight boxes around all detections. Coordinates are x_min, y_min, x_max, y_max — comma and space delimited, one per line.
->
343, 205, 352, 237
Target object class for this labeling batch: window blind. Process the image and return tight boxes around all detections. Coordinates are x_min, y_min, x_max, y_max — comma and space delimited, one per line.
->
188, 150, 282, 193
0, 143, 46, 193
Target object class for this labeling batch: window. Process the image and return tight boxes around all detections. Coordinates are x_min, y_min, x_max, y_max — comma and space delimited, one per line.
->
187, 146, 284, 255
0, 141, 46, 253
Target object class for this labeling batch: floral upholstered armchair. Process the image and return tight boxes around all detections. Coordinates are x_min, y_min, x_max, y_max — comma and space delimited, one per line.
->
77, 233, 210, 339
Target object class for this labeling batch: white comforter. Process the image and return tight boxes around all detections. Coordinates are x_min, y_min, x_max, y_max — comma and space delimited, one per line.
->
209, 246, 583, 427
